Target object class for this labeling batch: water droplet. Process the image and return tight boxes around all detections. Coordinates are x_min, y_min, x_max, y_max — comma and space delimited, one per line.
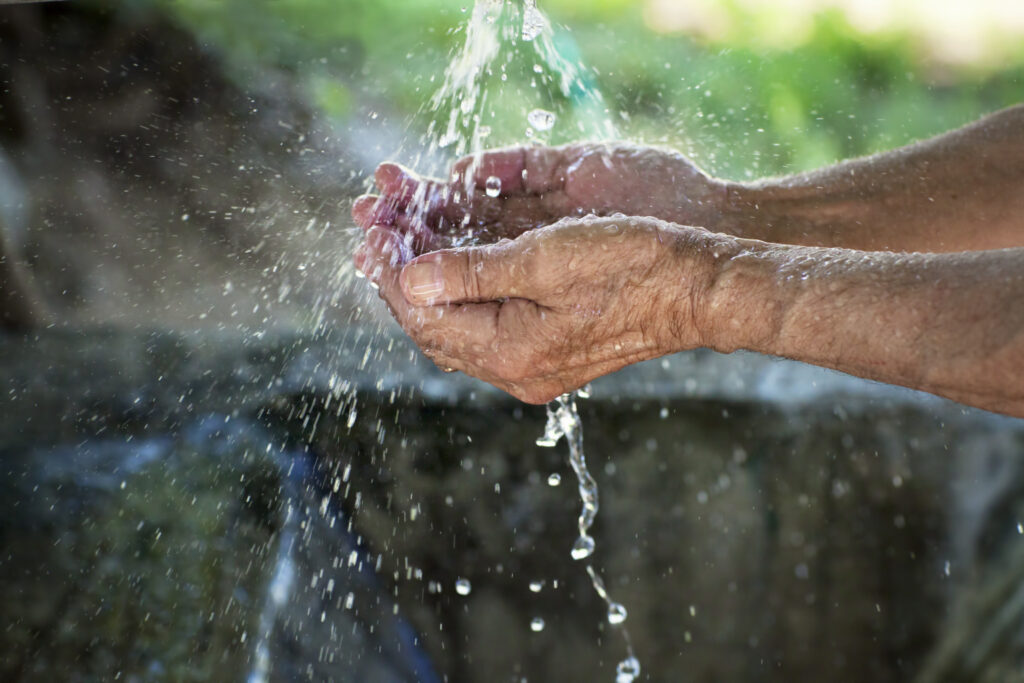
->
533, 64, 544, 74
547, 473, 561, 486
607, 602, 627, 625
455, 578, 472, 595
485, 175, 502, 198
530, 617, 545, 632
616, 656, 641, 683
527, 108, 556, 131
536, 435, 558, 448
521, 1, 545, 41
570, 534, 595, 560
529, 580, 544, 593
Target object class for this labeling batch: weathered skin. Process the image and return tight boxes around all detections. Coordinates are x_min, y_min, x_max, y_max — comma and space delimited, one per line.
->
353, 105, 1024, 417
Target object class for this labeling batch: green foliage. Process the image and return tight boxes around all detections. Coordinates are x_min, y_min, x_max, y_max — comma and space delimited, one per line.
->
152, 0, 1024, 178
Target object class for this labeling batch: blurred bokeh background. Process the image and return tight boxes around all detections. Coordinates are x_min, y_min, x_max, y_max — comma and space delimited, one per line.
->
2, 2, 1024, 682
3, 0, 1024, 330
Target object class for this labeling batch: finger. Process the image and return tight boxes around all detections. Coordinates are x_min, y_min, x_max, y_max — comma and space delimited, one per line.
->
352, 242, 369, 275
352, 194, 398, 231
375, 163, 452, 216
393, 213, 444, 253
374, 163, 417, 203
451, 145, 574, 196
363, 227, 499, 353
360, 225, 412, 284
398, 238, 539, 306
376, 160, 533, 235
452, 147, 528, 194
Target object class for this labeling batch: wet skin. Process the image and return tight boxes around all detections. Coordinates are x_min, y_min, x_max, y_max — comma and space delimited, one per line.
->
353, 106, 1024, 417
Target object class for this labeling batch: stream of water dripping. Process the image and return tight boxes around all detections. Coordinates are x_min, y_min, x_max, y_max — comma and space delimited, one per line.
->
398, 1, 638, 679
538, 389, 639, 682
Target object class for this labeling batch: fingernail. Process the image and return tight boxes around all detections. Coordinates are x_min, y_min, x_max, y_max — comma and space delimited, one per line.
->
403, 261, 444, 302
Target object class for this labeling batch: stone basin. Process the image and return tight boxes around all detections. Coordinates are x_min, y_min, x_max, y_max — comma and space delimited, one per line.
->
2, 327, 1023, 682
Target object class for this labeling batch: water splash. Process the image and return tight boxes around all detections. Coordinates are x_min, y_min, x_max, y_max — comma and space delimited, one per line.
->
484, 175, 502, 197
247, 519, 297, 683
539, 390, 639, 682
394, 2, 636, 679
527, 107, 556, 131
406, 0, 615, 189
521, 0, 546, 41
537, 393, 597, 556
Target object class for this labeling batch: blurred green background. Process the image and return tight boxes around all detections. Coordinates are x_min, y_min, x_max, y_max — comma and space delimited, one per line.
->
154, 0, 1023, 178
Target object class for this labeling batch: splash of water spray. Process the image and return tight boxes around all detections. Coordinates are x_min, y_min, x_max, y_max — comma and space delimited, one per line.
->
403, 0, 614, 195
399, 2, 639, 679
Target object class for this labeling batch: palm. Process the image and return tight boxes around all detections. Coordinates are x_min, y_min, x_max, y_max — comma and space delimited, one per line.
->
352, 143, 724, 253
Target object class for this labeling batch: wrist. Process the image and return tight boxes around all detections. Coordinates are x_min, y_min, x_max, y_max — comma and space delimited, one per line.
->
715, 180, 776, 241
693, 235, 788, 355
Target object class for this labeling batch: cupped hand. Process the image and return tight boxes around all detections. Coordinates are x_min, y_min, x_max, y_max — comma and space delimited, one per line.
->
351, 143, 727, 254
352, 215, 724, 404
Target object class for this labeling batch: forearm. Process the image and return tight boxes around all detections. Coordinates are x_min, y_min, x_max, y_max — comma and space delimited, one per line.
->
692, 237, 1024, 417
718, 105, 1024, 253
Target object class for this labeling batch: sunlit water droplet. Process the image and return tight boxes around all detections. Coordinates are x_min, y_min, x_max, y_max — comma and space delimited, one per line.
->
547, 473, 561, 486
607, 602, 627, 625
527, 108, 556, 131
529, 580, 544, 593
616, 656, 641, 683
455, 578, 472, 595
571, 534, 595, 560
530, 616, 545, 632
521, 0, 545, 41
485, 175, 502, 197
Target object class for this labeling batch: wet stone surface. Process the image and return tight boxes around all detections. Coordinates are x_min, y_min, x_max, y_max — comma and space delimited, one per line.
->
2, 328, 1024, 682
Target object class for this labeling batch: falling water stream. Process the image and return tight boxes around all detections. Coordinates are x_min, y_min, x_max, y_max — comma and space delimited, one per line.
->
538, 390, 639, 682
402, 1, 640, 680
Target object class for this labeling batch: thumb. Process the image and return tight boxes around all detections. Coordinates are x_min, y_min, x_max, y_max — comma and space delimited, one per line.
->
399, 242, 534, 305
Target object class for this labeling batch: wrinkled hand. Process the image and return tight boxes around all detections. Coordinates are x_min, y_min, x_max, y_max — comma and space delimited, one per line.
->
351, 143, 727, 253
353, 215, 722, 403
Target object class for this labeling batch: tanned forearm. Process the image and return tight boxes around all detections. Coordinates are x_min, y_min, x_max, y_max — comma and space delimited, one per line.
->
695, 237, 1024, 417
719, 105, 1024, 253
